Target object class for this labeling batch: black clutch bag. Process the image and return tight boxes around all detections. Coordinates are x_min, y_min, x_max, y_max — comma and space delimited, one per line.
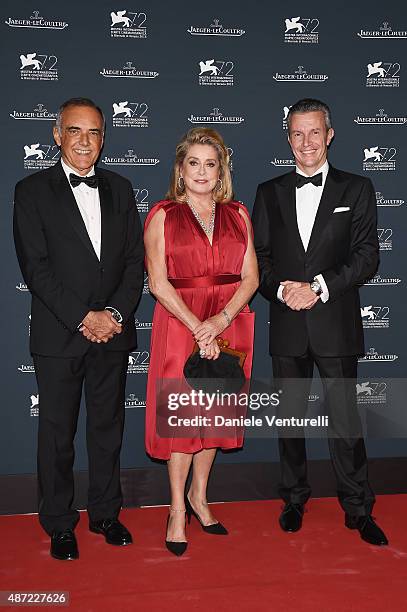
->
183, 338, 247, 394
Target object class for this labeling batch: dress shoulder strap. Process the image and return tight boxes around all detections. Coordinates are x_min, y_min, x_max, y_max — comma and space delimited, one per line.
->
144, 200, 177, 231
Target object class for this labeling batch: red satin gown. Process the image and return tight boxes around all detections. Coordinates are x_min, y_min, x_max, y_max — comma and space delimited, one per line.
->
144, 199, 255, 460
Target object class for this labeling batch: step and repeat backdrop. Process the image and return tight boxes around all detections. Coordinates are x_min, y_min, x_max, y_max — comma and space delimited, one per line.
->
1, 1, 406, 477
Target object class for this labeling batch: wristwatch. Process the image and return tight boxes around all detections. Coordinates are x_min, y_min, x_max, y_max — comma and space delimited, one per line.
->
105, 306, 123, 323
310, 279, 322, 296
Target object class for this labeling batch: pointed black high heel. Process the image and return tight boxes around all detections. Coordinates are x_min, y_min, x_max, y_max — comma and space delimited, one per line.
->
165, 508, 188, 556
185, 494, 228, 535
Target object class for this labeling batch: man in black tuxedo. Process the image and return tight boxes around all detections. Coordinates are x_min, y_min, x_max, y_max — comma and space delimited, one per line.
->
252, 98, 388, 545
13, 98, 144, 559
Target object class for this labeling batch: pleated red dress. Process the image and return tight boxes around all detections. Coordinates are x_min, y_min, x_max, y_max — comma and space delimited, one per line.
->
144, 200, 255, 460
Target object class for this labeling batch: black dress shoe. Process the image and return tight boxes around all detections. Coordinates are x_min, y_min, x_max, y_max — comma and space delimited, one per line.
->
50, 529, 79, 561
279, 503, 304, 532
345, 514, 388, 546
89, 518, 133, 546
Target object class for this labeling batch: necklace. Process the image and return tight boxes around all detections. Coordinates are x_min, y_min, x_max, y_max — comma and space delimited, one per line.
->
186, 198, 216, 238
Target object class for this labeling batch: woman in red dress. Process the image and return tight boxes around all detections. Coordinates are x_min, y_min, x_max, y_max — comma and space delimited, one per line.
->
144, 128, 258, 555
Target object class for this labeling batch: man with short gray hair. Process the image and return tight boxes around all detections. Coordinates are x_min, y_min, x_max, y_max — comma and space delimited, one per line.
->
14, 97, 144, 560
252, 98, 388, 546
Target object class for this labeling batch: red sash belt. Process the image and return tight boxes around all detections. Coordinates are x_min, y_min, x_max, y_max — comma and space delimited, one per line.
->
169, 274, 241, 289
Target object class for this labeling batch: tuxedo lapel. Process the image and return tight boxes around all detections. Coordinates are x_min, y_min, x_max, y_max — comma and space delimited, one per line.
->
306, 166, 348, 257
97, 170, 114, 265
276, 171, 306, 257
49, 161, 98, 260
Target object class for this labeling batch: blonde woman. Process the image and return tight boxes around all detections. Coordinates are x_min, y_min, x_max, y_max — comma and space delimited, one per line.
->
144, 128, 258, 555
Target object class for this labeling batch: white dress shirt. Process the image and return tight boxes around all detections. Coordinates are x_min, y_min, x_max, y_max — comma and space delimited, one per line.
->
278, 160, 329, 303
61, 158, 101, 260
61, 159, 123, 326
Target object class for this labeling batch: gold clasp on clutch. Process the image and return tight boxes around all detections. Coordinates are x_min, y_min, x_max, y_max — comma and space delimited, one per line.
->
216, 337, 230, 349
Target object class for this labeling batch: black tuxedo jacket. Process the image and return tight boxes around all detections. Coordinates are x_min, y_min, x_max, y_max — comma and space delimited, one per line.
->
13, 161, 144, 357
252, 166, 379, 357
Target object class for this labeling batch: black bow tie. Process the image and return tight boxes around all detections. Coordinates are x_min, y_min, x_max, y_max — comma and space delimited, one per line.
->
69, 173, 99, 189
296, 172, 323, 189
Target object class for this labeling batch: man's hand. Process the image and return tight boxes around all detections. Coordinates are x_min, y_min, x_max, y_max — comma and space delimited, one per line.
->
80, 310, 122, 343
80, 326, 100, 343
282, 281, 319, 311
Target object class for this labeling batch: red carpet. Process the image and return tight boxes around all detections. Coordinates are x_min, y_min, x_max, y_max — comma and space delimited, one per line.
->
0, 495, 406, 612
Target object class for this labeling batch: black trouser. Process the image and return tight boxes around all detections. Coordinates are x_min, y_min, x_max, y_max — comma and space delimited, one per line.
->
33, 346, 129, 535
272, 349, 375, 517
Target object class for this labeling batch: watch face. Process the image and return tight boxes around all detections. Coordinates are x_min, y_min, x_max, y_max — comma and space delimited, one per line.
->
311, 281, 322, 295
106, 308, 121, 322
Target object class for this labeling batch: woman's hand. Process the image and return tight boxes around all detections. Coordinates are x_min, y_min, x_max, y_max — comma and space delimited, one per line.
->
193, 314, 227, 346
197, 338, 221, 360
